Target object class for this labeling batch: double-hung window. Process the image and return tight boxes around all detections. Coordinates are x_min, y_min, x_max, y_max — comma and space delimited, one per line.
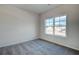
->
45, 15, 66, 37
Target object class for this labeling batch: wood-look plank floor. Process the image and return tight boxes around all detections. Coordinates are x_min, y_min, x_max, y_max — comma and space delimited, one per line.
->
0, 39, 79, 55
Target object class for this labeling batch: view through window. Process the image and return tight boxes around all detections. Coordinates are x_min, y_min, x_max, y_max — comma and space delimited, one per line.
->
45, 15, 66, 37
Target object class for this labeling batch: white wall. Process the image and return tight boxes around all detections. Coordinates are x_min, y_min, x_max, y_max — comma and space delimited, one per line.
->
0, 5, 39, 47
40, 5, 79, 50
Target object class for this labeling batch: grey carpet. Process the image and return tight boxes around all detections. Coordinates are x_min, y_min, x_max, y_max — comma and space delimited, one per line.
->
0, 39, 79, 55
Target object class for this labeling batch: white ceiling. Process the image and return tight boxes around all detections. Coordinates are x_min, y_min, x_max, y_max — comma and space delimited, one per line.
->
12, 4, 60, 14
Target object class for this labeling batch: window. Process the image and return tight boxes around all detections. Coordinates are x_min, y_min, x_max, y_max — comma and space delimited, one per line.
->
55, 16, 66, 37
45, 18, 53, 35
45, 15, 66, 37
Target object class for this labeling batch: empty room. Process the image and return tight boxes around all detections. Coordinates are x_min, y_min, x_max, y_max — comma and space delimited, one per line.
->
0, 4, 79, 55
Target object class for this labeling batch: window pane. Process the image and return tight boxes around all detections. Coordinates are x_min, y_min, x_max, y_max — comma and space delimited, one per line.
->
45, 27, 53, 35
60, 16, 66, 26
60, 16, 66, 21
55, 17, 60, 26
55, 17, 60, 22
55, 26, 66, 37
49, 18, 53, 23
49, 18, 53, 26
60, 21, 66, 26
45, 18, 53, 26
55, 22, 59, 26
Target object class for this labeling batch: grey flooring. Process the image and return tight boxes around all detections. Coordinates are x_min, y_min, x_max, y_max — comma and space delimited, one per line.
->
0, 39, 79, 55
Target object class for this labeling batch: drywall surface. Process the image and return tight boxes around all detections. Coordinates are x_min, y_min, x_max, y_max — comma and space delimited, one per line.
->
0, 5, 39, 47
40, 5, 79, 50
